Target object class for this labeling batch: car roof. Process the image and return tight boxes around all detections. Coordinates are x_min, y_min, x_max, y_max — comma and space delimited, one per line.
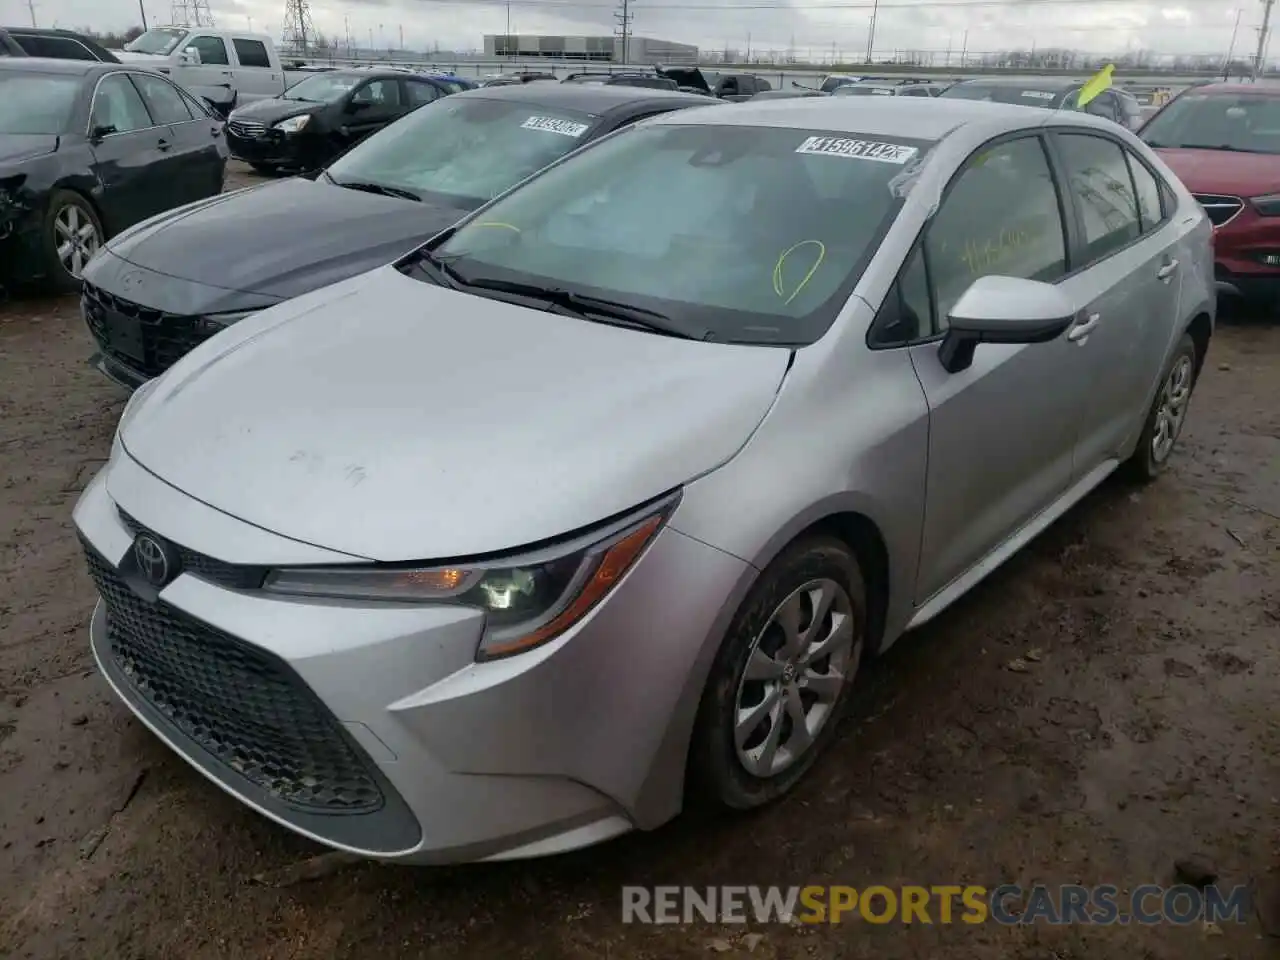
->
648, 94, 1082, 140
319, 68, 417, 80
951, 76, 1081, 90
0, 55, 106, 75
1185, 81, 1280, 96
451, 81, 712, 114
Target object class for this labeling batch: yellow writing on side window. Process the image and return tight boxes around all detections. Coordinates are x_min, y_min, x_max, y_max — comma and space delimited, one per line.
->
958, 214, 1050, 276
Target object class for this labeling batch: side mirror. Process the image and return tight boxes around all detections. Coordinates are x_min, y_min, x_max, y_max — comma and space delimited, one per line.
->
180, 46, 201, 64
345, 99, 370, 113
936, 275, 1077, 374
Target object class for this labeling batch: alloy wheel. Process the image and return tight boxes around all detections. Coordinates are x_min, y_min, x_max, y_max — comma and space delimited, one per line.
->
55, 204, 101, 280
1151, 353, 1193, 464
733, 578, 860, 779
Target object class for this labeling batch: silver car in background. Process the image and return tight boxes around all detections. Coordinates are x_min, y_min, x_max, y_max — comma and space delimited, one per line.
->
74, 97, 1214, 864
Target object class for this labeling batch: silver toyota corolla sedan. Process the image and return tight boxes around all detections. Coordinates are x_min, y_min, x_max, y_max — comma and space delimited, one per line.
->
73, 96, 1214, 865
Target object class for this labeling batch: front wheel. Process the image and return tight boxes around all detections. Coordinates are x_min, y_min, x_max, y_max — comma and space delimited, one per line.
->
1125, 332, 1199, 482
42, 190, 103, 293
689, 535, 867, 810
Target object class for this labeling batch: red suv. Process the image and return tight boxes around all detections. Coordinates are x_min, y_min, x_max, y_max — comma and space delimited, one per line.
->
1141, 83, 1280, 306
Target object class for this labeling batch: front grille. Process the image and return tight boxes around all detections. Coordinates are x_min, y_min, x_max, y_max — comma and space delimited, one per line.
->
228, 118, 267, 139
84, 543, 385, 814
82, 283, 220, 378
1193, 194, 1244, 228
117, 511, 266, 590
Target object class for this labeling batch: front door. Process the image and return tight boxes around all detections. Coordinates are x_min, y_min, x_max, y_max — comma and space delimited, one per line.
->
87, 73, 175, 231
1049, 130, 1180, 478
340, 78, 404, 145
183, 33, 235, 107
905, 133, 1089, 603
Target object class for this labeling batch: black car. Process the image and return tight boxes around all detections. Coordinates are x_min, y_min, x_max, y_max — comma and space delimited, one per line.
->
832, 80, 941, 98
224, 69, 457, 174
562, 71, 678, 91
479, 71, 557, 87
81, 83, 720, 388
749, 88, 828, 100
654, 66, 772, 101
1, 27, 121, 62
0, 58, 226, 293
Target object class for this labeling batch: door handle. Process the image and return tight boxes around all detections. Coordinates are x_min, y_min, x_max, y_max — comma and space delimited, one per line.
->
1157, 258, 1179, 281
157, 138, 172, 151
1067, 312, 1100, 343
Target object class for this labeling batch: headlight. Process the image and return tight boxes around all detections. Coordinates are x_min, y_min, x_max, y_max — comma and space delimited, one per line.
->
262, 497, 676, 660
275, 115, 310, 134
1251, 193, 1280, 217
198, 308, 260, 334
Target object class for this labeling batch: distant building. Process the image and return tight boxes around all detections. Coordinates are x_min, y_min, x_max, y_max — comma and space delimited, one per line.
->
482, 34, 698, 64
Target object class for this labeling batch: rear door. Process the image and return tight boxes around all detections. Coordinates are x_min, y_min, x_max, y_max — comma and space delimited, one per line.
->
230, 37, 283, 100
87, 72, 176, 228
129, 70, 225, 203
1047, 128, 1180, 477
402, 77, 445, 113
894, 133, 1091, 602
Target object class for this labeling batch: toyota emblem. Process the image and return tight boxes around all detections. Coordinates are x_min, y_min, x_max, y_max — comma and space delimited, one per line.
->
132, 533, 172, 587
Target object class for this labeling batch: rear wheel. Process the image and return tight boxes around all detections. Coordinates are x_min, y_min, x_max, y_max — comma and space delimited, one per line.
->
689, 535, 866, 809
1125, 332, 1198, 482
42, 190, 103, 293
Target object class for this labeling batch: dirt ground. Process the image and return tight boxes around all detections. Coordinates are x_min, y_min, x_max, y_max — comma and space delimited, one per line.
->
2, 164, 1280, 959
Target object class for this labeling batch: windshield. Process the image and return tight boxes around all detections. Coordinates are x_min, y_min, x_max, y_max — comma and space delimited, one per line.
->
123, 27, 188, 55
283, 73, 361, 102
939, 83, 1068, 108
835, 86, 894, 97
431, 124, 929, 345
0, 73, 80, 134
820, 76, 857, 93
1141, 92, 1280, 154
326, 96, 599, 210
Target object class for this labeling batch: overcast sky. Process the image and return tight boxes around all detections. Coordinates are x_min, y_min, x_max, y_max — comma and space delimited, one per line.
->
17, 0, 1255, 60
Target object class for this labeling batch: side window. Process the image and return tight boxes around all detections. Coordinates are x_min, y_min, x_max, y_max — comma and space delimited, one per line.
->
188, 35, 229, 65
404, 79, 441, 106
232, 38, 270, 68
177, 87, 212, 118
925, 136, 1068, 325
18, 36, 97, 60
1127, 152, 1166, 232
91, 74, 155, 133
903, 87, 929, 97
1056, 133, 1141, 263
351, 78, 401, 106
130, 72, 194, 124
869, 245, 932, 347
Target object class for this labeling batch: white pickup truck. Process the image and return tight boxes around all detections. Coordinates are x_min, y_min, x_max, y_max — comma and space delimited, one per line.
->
112, 26, 307, 115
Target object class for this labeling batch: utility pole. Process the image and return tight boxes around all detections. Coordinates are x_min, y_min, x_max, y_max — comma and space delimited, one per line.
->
614, 0, 632, 64
138, 0, 148, 30
1254, 0, 1275, 80
1225, 8, 1242, 77
26, 0, 36, 26
865, 0, 878, 63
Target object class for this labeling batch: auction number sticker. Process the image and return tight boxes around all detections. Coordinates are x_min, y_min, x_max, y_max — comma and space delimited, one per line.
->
521, 116, 590, 137
1020, 90, 1056, 100
795, 136, 918, 164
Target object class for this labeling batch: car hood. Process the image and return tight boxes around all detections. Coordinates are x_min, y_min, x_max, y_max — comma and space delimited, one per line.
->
1154, 147, 1280, 197
656, 66, 713, 95
229, 97, 321, 123
0, 133, 58, 165
112, 50, 168, 64
121, 266, 790, 562
104, 177, 465, 299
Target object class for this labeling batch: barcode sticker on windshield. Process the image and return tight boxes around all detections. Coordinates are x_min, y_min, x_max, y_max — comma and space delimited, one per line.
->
795, 136, 917, 164
1021, 90, 1056, 100
521, 116, 590, 137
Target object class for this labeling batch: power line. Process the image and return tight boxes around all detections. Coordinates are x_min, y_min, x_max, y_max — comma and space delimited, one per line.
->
281, 0, 317, 54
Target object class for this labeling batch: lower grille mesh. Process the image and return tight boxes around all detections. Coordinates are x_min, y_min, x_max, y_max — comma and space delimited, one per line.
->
83, 544, 385, 814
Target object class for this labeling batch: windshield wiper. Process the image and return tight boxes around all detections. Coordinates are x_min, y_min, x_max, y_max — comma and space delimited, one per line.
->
1178, 143, 1255, 152
462, 277, 711, 340
328, 178, 421, 202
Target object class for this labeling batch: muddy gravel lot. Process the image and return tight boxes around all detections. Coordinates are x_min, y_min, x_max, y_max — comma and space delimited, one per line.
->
2, 163, 1280, 959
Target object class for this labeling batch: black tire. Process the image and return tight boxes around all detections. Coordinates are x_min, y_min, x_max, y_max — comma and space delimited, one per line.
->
1125, 332, 1199, 483
41, 190, 104, 294
689, 535, 867, 810
249, 162, 279, 176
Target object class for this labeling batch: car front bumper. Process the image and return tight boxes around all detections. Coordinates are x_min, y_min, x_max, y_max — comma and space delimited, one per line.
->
73, 449, 750, 864
226, 129, 324, 169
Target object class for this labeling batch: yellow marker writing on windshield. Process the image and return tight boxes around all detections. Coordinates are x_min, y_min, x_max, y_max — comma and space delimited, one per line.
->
773, 240, 826, 306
